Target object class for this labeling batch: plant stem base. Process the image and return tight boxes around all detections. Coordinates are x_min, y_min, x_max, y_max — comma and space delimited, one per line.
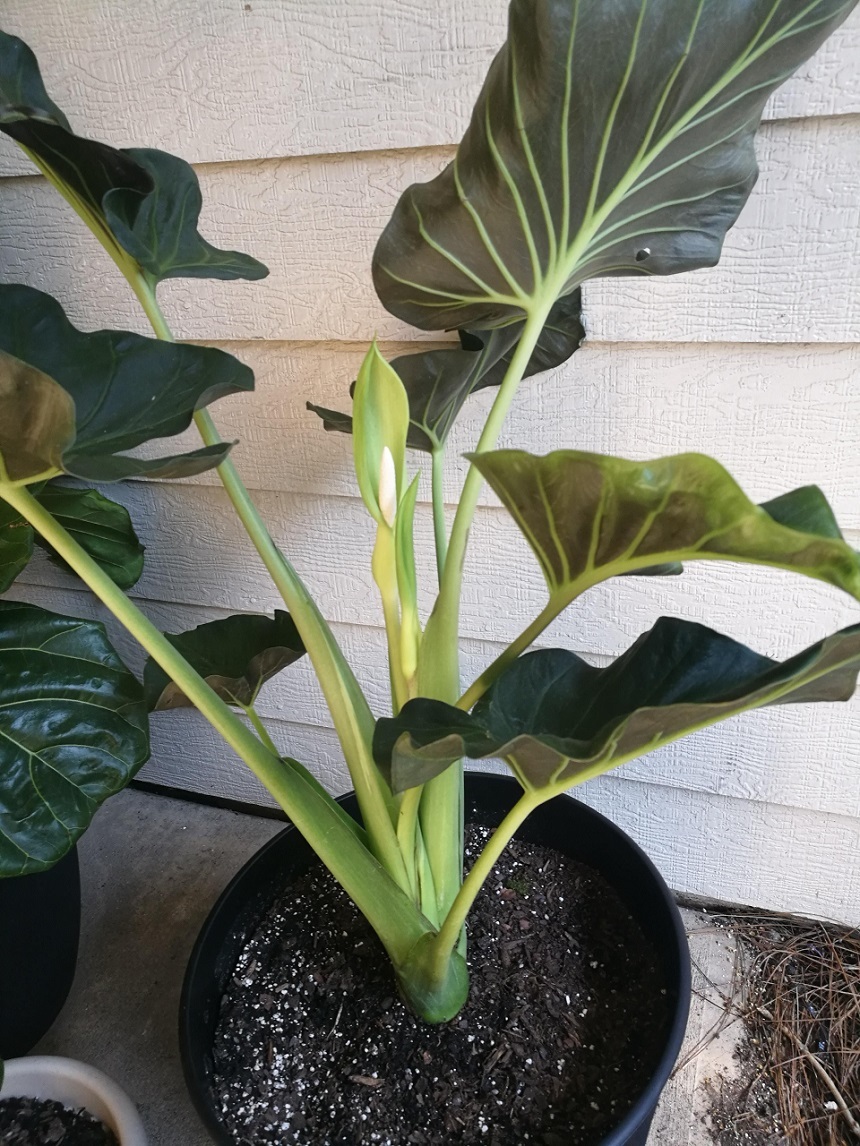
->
208, 830, 670, 1145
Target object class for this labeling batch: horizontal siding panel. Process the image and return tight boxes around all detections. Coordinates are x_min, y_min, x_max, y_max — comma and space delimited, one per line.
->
149, 339, 860, 525
14, 478, 860, 661
1, 119, 858, 344
576, 776, 860, 926
0, 1, 858, 177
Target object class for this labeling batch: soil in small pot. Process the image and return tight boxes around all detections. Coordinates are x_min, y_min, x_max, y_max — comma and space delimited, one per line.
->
0, 1095, 119, 1145
211, 827, 671, 1145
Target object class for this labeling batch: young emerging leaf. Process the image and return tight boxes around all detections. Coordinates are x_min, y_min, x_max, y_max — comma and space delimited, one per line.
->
471, 450, 860, 611
34, 484, 145, 591
0, 286, 254, 482
0, 601, 150, 876
0, 30, 268, 288
373, 0, 858, 330
374, 618, 860, 794
309, 292, 584, 453
395, 475, 422, 681
352, 342, 410, 524
143, 611, 306, 710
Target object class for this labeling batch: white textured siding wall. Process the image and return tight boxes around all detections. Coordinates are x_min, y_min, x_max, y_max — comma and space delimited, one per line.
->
2, 1, 859, 922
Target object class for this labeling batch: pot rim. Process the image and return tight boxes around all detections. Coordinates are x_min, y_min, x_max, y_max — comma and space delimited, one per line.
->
181, 771, 691, 1146
0, 1055, 148, 1146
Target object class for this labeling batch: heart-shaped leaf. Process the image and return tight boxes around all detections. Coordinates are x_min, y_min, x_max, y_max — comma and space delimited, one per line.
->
143, 611, 306, 710
34, 484, 145, 591
374, 618, 860, 794
309, 291, 584, 454
471, 450, 860, 615
373, 0, 857, 331
0, 600, 150, 876
0, 499, 33, 592
0, 285, 254, 483
0, 31, 267, 287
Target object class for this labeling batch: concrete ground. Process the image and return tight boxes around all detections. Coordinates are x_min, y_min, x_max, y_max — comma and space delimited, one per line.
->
30, 787, 744, 1145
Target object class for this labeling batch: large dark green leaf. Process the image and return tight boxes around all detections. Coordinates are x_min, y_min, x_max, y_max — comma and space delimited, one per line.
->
309, 292, 585, 453
0, 499, 33, 591
102, 148, 268, 285
374, 618, 860, 793
0, 482, 145, 591
144, 611, 306, 710
373, 0, 857, 331
34, 484, 145, 591
0, 285, 253, 483
472, 449, 860, 611
0, 30, 267, 287
0, 601, 150, 876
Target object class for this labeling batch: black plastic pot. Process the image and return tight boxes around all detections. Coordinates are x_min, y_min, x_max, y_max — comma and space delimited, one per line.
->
181, 773, 691, 1145
0, 846, 81, 1058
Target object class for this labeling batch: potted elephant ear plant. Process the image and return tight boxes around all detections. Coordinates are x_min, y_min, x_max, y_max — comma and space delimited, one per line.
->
1, 0, 859, 1143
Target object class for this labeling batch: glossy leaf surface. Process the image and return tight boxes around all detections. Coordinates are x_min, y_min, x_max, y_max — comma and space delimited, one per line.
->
0, 286, 253, 482
375, 618, 860, 793
309, 292, 584, 453
374, 0, 857, 331
144, 611, 306, 710
0, 30, 267, 286
472, 450, 860, 605
0, 601, 150, 875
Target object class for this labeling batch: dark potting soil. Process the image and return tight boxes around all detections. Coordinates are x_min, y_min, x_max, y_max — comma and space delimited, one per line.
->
0, 1096, 118, 1145
211, 827, 671, 1145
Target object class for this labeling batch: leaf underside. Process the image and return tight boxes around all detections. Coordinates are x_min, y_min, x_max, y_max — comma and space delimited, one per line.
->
374, 618, 860, 794
0, 601, 150, 876
0, 285, 254, 483
373, 0, 857, 331
144, 610, 306, 710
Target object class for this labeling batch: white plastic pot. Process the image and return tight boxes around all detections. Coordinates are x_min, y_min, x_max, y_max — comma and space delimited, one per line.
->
0, 1056, 148, 1145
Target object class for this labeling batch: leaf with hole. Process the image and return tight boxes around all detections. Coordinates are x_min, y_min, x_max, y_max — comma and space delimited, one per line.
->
0, 285, 254, 483
0, 601, 150, 876
143, 611, 306, 711
374, 618, 860, 793
373, 0, 858, 331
